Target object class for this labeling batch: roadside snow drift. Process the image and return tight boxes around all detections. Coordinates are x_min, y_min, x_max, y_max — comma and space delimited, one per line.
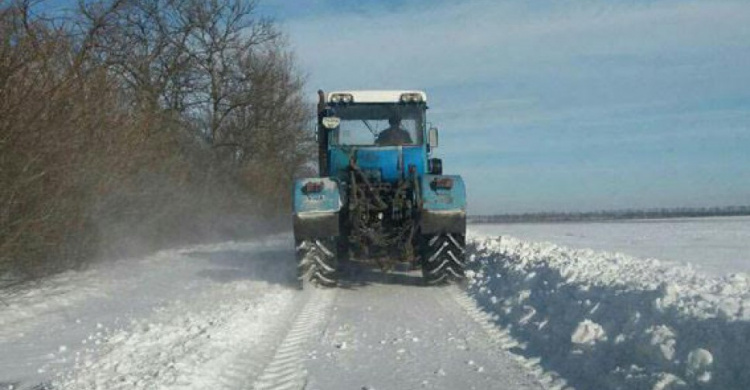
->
466, 235, 750, 390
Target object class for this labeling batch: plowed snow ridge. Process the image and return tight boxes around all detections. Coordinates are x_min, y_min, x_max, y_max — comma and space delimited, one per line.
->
466, 234, 750, 390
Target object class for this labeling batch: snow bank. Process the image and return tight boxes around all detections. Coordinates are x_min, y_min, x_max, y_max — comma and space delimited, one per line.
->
466, 235, 750, 390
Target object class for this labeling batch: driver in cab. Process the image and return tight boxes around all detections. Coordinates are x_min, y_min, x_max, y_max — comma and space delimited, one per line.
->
376, 116, 413, 146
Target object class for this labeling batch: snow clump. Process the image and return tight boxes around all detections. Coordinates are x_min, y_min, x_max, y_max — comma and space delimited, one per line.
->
571, 319, 607, 346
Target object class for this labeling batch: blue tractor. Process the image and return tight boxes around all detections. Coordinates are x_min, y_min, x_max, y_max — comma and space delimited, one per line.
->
293, 90, 466, 286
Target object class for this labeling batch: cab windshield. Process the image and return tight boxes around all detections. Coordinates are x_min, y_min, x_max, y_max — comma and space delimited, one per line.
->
328, 104, 424, 146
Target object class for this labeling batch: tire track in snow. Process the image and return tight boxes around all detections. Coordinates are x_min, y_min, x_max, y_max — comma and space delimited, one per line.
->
447, 286, 572, 390
252, 288, 335, 390
194, 289, 305, 390
53, 287, 298, 390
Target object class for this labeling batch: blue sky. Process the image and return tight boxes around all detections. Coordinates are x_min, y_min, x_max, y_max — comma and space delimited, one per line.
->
37, 0, 750, 214
260, 0, 750, 214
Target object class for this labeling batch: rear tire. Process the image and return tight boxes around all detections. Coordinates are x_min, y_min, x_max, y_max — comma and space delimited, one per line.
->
296, 238, 338, 288
420, 233, 466, 285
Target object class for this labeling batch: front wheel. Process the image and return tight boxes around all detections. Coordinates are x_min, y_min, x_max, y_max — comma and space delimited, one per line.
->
420, 233, 466, 285
296, 238, 338, 288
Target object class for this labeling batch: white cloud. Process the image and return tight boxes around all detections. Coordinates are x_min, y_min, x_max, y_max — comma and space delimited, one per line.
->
286, 0, 750, 91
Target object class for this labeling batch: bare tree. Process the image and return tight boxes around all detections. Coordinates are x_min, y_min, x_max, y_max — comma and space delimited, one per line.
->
179, 0, 279, 144
1, 0, 312, 280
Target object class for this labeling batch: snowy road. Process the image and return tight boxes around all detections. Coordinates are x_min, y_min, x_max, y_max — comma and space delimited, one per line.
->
2, 237, 302, 389
301, 268, 543, 390
1, 235, 543, 390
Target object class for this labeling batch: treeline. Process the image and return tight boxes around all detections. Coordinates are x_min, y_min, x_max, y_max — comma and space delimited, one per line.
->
470, 205, 750, 224
1, 0, 313, 280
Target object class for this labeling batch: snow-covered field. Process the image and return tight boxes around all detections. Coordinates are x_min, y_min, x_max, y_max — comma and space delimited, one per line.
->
1, 218, 748, 390
470, 216, 750, 276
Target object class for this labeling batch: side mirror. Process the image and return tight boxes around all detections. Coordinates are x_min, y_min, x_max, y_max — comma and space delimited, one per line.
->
321, 116, 340, 129
428, 127, 439, 149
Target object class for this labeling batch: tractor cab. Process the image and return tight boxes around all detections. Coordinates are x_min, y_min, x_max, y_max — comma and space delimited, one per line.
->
318, 91, 441, 183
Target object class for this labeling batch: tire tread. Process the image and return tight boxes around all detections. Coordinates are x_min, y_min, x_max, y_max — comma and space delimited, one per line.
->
421, 233, 466, 285
297, 238, 338, 287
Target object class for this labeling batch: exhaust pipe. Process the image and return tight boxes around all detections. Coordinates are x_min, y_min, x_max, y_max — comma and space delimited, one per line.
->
317, 89, 328, 176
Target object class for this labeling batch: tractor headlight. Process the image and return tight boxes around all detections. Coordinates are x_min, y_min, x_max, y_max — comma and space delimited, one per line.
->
400, 93, 423, 103
431, 177, 453, 190
303, 181, 325, 194
330, 93, 353, 104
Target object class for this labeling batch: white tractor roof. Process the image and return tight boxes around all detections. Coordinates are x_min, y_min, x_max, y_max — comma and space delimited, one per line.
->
326, 90, 427, 104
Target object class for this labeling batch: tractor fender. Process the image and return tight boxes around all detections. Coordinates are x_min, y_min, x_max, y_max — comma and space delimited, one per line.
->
419, 174, 467, 235
292, 177, 342, 239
